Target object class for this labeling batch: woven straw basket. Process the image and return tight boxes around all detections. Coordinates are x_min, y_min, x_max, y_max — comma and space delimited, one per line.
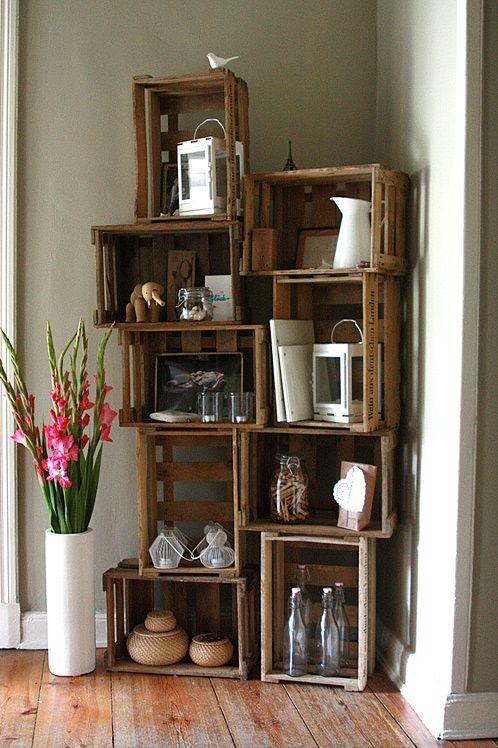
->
189, 634, 233, 667
144, 610, 176, 633
127, 625, 189, 666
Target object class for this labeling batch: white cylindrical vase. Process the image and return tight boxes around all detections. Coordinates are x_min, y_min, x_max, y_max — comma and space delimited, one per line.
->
331, 197, 371, 269
45, 528, 95, 676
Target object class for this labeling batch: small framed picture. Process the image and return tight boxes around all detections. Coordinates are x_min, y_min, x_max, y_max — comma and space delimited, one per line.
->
295, 228, 339, 269
154, 352, 243, 414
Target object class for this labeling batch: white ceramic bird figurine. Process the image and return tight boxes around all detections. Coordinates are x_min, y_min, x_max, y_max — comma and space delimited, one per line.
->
207, 52, 239, 70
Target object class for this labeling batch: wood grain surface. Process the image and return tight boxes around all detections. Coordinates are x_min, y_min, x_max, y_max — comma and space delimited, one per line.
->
0, 651, 495, 748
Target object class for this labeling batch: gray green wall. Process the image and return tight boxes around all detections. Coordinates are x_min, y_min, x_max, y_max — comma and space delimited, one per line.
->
17, 0, 378, 610
468, 0, 498, 693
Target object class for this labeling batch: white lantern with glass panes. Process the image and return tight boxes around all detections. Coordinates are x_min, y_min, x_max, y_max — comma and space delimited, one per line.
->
312, 319, 381, 424
177, 118, 244, 216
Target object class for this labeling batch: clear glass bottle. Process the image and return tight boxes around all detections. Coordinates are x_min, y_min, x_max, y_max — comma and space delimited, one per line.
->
295, 564, 315, 663
333, 581, 350, 668
282, 587, 307, 677
270, 455, 309, 523
315, 587, 340, 676
177, 287, 214, 321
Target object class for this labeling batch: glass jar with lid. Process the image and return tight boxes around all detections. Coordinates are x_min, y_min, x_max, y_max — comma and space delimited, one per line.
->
177, 287, 214, 321
270, 454, 309, 523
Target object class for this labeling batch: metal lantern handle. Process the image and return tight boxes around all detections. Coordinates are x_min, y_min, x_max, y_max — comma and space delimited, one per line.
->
193, 118, 227, 140
330, 319, 364, 344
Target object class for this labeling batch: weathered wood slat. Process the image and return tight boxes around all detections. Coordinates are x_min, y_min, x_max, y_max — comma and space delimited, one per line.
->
162, 500, 233, 523
0, 650, 44, 746
112, 674, 234, 747
32, 650, 112, 747
156, 461, 233, 482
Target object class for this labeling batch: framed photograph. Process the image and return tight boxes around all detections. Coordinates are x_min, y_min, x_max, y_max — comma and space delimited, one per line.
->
154, 352, 243, 414
295, 228, 339, 269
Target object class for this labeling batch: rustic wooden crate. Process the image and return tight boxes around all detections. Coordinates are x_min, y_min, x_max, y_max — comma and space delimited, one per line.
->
118, 323, 268, 428
133, 70, 249, 221
239, 427, 396, 538
242, 165, 409, 275
136, 428, 244, 577
91, 220, 244, 325
260, 533, 375, 691
103, 562, 258, 679
273, 271, 401, 432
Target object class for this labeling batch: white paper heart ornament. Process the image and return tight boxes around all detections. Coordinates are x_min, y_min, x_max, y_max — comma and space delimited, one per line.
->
333, 465, 366, 513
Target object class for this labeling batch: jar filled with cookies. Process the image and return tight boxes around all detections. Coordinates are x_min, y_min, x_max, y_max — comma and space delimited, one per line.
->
271, 454, 309, 523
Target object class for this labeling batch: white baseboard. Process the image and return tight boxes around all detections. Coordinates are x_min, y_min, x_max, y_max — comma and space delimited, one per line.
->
377, 619, 498, 740
0, 601, 21, 647
18, 611, 107, 649
442, 691, 498, 740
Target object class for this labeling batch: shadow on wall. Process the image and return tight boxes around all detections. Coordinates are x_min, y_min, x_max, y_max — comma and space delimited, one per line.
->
377, 163, 429, 682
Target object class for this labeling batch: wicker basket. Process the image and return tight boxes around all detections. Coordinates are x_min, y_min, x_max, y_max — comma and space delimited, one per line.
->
127, 625, 189, 666
144, 610, 176, 633
189, 634, 234, 667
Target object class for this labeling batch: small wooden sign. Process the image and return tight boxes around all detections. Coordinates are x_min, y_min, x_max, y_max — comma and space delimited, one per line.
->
336, 461, 377, 531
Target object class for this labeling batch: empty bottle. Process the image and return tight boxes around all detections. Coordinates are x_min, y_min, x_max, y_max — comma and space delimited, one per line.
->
315, 587, 339, 676
295, 564, 315, 663
333, 581, 350, 668
282, 587, 307, 677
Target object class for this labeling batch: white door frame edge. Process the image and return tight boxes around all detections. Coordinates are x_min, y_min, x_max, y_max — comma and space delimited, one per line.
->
0, 0, 19, 647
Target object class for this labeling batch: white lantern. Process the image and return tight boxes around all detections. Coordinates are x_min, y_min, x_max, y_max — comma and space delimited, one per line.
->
313, 319, 381, 424
177, 118, 244, 216
149, 526, 189, 569
190, 522, 235, 569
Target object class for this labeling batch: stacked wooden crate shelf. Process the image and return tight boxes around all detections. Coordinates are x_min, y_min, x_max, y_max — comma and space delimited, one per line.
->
104, 562, 258, 679
238, 427, 396, 538
261, 533, 375, 691
94, 70, 260, 680
116, 322, 268, 428
93, 68, 409, 689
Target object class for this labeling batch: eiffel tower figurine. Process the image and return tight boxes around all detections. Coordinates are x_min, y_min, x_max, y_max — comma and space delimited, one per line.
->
282, 140, 297, 171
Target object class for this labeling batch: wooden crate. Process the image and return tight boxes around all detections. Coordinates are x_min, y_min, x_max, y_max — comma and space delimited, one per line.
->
103, 562, 258, 679
133, 70, 249, 221
242, 165, 409, 275
136, 428, 244, 577
118, 323, 268, 428
91, 220, 244, 325
239, 427, 396, 538
261, 533, 375, 691
273, 271, 401, 432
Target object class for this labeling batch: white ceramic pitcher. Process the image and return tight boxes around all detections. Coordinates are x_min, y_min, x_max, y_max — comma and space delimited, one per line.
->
331, 197, 371, 269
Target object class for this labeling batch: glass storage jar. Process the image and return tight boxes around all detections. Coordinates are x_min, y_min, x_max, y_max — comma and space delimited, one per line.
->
177, 287, 214, 321
270, 454, 309, 523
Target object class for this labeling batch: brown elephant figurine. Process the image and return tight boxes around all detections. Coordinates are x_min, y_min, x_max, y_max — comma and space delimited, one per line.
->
125, 282, 165, 323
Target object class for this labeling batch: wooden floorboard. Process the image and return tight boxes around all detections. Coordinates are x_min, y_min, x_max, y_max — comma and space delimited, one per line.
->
0, 651, 495, 747
0, 650, 44, 747
111, 673, 234, 747
32, 650, 112, 747
212, 678, 317, 747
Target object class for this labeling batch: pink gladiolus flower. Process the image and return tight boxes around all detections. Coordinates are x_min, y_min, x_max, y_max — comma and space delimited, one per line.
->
29, 394, 35, 410
11, 429, 27, 446
42, 454, 72, 488
81, 434, 89, 448
52, 434, 79, 462
80, 413, 90, 428
100, 423, 112, 442
100, 402, 117, 427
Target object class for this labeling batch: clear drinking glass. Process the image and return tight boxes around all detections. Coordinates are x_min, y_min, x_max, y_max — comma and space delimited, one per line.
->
333, 581, 350, 668
282, 587, 307, 677
228, 392, 255, 423
315, 587, 340, 676
198, 391, 224, 423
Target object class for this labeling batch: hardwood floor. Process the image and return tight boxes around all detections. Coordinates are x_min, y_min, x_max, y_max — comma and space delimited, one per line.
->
0, 650, 496, 747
